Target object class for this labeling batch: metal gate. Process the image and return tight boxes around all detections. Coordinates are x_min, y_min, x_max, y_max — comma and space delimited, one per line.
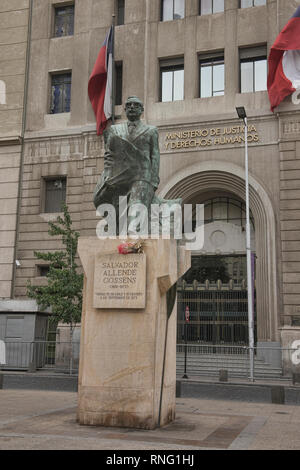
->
177, 279, 256, 346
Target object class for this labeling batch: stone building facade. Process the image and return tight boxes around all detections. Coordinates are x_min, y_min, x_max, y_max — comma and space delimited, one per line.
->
1, 0, 300, 373
0, 0, 30, 299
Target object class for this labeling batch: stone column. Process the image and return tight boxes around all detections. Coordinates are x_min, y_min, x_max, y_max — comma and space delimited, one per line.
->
77, 237, 190, 429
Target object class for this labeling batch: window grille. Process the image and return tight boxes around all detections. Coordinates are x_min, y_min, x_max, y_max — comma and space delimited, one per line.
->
54, 5, 74, 37
44, 178, 67, 213
50, 73, 72, 114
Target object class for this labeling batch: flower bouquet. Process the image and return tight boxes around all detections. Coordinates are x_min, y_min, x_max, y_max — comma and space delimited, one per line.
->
117, 240, 145, 254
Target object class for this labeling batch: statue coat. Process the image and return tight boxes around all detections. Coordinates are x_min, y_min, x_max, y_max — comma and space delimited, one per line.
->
93, 121, 160, 209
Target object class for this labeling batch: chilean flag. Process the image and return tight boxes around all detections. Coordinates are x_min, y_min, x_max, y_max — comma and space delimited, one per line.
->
88, 26, 113, 135
268, 7, 300, 112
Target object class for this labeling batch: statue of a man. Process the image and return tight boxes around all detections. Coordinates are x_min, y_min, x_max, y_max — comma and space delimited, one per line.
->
93, 96, 160, 231
94, 95, 181, 235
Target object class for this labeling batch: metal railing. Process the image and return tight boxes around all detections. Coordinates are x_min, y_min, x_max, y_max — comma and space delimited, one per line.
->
177, 280, 257, 347
2, 341, 80, 375
176, 343, 299, 381
1, 340, 299, 382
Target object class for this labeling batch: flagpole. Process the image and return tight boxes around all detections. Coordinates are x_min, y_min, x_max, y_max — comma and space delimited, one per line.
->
111, 15, 116, 125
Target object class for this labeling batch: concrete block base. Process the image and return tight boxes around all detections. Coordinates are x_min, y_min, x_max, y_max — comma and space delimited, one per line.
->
280, 328, 300, 376
77, 238, 190, 430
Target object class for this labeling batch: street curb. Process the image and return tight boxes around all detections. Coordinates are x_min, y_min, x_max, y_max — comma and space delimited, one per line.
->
3, 373, 300, 405
2, 373, 78, 392
176, 379, 300, 405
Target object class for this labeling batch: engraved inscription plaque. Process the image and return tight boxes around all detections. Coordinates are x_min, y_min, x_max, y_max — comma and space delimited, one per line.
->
93, 253, 146, 309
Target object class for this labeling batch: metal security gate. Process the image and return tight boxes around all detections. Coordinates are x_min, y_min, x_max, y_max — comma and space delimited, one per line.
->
177, 280, 256, 347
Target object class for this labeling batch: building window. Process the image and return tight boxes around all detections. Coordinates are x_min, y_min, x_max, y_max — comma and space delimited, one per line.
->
115, 62, 123, 106
44, 178, 67, 213
203, 197, 255, 229
53, 4, 74, 37
200, 0, 224, 15
37, 265, 62, 277
160, 59, 184, 102
37, 265, 50, 277
161, 0, 185, 21
240, 0, 266, 8
199, 55, 224, 97
50, 73, 72, 114
116, 0, 125, 25
240, 47, 267, 93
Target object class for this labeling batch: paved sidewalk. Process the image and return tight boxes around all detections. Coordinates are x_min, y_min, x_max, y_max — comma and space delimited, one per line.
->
0, 390, 300, 450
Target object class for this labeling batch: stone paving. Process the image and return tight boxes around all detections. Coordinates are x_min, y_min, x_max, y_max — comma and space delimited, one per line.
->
0, 389, 300, 450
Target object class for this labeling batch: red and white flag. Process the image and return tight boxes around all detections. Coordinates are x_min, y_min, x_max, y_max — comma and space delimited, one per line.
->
88, 26, 113, 135
268, 7, 300, 112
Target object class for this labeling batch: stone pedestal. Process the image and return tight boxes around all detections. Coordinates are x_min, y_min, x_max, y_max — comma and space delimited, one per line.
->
280, 327, 300, 376
77, 238, 190, 430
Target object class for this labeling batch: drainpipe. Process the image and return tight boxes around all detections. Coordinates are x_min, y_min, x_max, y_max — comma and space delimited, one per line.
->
11, 0, 33, 298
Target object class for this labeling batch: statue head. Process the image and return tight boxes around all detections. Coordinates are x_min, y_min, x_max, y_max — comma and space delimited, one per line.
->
125, 96, 144, 121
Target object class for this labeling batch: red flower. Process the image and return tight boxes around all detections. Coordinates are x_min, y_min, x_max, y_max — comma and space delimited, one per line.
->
118, 242, 134, 255
117, 241, 144, 255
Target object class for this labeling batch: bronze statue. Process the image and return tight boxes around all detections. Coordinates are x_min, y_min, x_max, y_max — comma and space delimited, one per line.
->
93, 96, 181, 235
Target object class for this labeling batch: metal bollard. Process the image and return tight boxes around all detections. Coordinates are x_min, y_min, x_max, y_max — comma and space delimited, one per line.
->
176, 380, 182, 398
271, 386, 285, 404
0, 372, 3, 390
292, 373, 300, 385
28, 361, 36, 373
219, 369, 228, 382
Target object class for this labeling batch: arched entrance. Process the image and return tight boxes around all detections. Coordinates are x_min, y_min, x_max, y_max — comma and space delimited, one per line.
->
177, 192, 256, 346
158, 161, 279, 347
